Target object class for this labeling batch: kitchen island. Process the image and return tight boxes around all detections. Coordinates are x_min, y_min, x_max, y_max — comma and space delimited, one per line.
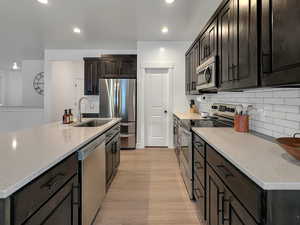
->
0, 118, 121, 225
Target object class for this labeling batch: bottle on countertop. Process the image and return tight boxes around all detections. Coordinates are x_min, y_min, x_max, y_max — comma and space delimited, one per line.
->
63, 109, 69, 124
68, 109, 73, 124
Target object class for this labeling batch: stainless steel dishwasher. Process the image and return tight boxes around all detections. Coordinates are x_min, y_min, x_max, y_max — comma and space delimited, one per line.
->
78, 134, 106, 225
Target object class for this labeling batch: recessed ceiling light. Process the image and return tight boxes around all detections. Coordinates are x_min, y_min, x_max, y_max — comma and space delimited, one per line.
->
37, 0, 48, 4
73, 27, 81, 34
11, 62, 21, 71
165, 0, 175, 4
160, 47, 165, 52
161, 26, 169, 34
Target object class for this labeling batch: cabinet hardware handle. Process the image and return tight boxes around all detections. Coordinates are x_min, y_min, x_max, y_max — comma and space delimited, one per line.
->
41, 173, 65, 190
216, 165, 234, 178
222, 195, 231, 224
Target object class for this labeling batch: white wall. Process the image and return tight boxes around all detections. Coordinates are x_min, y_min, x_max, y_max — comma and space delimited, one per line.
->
3, 70, 23, 106
194, 88, 300, 138
0, 108, 44, 133
48, 61, 78, 122
22, 60, 44, 107
137, 41, 190, 148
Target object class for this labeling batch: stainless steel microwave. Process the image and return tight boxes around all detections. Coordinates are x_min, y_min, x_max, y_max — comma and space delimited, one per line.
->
196, 56, 217, 90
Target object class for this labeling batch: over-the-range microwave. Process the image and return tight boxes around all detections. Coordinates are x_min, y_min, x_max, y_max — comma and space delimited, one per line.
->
196, 56, 217, 91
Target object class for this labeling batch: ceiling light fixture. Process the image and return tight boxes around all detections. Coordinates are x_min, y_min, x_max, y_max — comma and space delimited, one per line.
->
165, 0, 175, 4
160, 47, 165, 52
11, 62, 21, 71
73, 27, 81, 34
161, 26, 169, 34
37, 0, 48, 4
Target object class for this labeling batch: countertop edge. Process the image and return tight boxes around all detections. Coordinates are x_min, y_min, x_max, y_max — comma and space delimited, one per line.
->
0, 118, 121, 199
192, 128, 300, 191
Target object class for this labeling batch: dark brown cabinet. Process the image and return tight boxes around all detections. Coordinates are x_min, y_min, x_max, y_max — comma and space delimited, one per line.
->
185, 51, 192, 95
0, 154, 80, 225
261, 0, 300, 86
218, 0, 258, 90
206, 160, 258, 225
200, 19, 217, 65
84, 59, 101, 95
106, 124, 121, 190
84, 55, 137, 95
206, 165, 224, 225
185, 42, 200, 95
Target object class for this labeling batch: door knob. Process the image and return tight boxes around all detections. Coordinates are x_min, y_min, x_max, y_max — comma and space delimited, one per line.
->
164, 110, 168, 114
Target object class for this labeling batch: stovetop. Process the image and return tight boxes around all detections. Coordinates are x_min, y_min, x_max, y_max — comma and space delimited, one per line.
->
181, 103, 236, 130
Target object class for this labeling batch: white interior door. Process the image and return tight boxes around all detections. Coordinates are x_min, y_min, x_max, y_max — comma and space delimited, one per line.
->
145, 68, 169, 147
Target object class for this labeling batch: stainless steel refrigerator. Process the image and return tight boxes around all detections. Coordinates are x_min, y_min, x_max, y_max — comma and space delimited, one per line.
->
99, 79, 136, 149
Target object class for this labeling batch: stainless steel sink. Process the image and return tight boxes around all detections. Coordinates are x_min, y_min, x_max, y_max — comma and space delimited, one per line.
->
74, 119, 112, 127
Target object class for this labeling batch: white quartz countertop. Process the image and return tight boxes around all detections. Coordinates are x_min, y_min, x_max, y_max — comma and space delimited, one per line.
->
0, 118, 121, 198
173, 112, 205, 120
192, 127, 300, 190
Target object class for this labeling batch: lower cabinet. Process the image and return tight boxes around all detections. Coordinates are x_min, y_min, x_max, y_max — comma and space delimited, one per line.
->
106, 133, 121, 190
206, 165, 257, 225
0, 154, 80, 225
23, 176, 79, 225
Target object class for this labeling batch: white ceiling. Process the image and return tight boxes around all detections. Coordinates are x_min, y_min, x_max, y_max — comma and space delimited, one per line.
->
0, 0, 221, 69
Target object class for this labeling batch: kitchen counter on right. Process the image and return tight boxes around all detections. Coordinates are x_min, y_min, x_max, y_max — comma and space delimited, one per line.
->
192, 127, 300, 190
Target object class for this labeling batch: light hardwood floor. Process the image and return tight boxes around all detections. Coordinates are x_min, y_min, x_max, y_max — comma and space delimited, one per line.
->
94, 148, 201, 225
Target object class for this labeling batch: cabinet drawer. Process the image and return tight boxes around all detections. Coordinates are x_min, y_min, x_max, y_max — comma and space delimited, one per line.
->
13, 154, 78, 225
193, 134, 205, 157
194, 177, 206, 221
206, 145, 262, 222
23, 177, 76, 225
194, 149, 205, 188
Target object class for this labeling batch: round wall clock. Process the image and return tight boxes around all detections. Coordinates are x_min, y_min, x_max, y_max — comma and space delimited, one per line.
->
33, 72, 44, 96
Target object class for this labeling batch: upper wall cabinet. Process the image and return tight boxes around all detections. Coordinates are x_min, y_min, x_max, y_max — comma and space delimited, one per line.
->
185, 42, 200, 95
84, 55, 137, 95
261, 0, 300, 86
200, 19, 218, 65
84, 59, 101, 95
218, 0, 258, 91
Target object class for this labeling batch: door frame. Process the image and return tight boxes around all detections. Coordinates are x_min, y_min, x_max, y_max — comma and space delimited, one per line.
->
139, 62, 174, 148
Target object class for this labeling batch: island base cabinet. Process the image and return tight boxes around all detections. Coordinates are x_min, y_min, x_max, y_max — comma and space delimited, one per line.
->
22, 175, 79, 225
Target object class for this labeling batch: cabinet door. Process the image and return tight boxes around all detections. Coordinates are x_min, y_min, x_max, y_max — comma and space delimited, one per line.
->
185, 52, 191, 95
84, 60, 100, 95
200, 34, 208, 64
207, 20, 218, 59
23, 177, 78, 225
100, 57, 120, 78
106, 141, 114, 185
218, 0, 258, 91
261, 0, 300, 86
119, 55, 137, 78
115, 136, 121, 168
190, 42, 200, 93
206, 166, 225, 225
222, 187, 258, 225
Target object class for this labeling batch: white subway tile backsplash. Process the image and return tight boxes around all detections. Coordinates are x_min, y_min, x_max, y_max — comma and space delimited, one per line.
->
195, 88, 300, 138
285, 98, 300, 106
273, 119, 299, 129
264, 98, 284, 104
273, 105, 299, 113
286, 113, 300, 122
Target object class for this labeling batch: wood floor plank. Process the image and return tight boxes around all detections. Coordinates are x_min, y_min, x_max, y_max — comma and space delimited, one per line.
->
94, 148, 201, 225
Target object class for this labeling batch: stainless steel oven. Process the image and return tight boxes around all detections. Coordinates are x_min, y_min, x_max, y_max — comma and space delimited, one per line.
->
196, 56, 217, 91
179, 124, 193, 200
